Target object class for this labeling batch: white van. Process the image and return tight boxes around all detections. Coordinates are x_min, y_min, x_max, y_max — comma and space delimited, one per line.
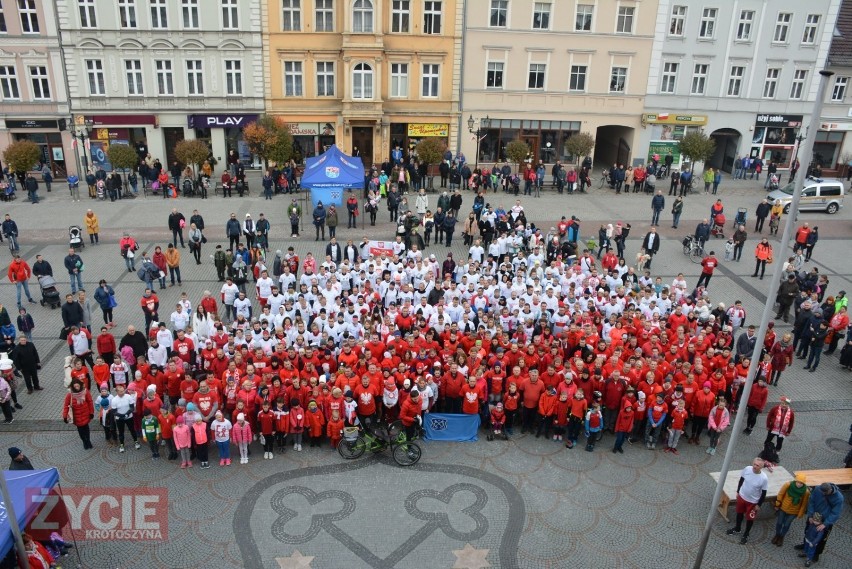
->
767, 178, 845, 214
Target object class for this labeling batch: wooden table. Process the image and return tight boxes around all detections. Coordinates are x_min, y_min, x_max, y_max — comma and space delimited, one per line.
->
710, 466, 794, 522
795, 468, 852, 487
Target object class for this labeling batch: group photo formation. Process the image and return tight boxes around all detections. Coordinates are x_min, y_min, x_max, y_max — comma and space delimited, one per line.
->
1, 1, 852, 569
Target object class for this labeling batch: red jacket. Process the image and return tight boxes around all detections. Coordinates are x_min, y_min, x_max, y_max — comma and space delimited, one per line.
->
614, 406, 634, 433
63, 390, 94, 427
690, 389, 716, 418
399, 397, 421, 426
96, 333, 116, 355
747, 384, 769, 412
7, 259, 31, 283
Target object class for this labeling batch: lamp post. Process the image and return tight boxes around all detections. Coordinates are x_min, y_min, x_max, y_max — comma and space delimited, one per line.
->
70, 118, 94, 175
467, 114, 490, 170
790, 125, 808, 183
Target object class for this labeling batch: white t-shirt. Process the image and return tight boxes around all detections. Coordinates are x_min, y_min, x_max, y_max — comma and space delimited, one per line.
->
211, 419, 233, 443
738, 466, 769, 504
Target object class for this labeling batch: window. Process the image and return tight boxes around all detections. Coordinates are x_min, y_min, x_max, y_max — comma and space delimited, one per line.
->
0, 5, 6, 33
790, 69, 807, 100
119, 0, 137, 28
423, 1, 441, 34
284, 61, 303, 96
282, 0, 301, 31
391, 0, 409, 32
763, 68, 780, 99
575, 4, 593, 31
802, 14, 819, 45
85, 59, 105, 96
186, 60, 204, 95
353, 0, 373, 33
315, 0, 333, 32
533, 3, 550, 30
528, 63, 545, 89
832, 76, 848, 101
79, 0, 97, 28
727, 65, 744, 96
691, 64, 708, 95
610, 66, 627, 93
699, 8, 717, 38
569, 65, 587, 92
616, 6, 634, 34
222, 0, 238, 29
669, 5, 685, 36
18, 0, 39, 33
124, 59, 143, 96
0, 66, 19, 100
352, 63, 373, 98
773, 12, 792, 43
490, 1, 507, 27
660, 62, 678, 94
736, 10, 753, 40
225, 60, 242, 95
28, 65, 50, 99
486, 61, 503, 89
422, 63, 439, 97
181, 0, 198, 28
316, 61, 334, 96
154, 60, 174, 96
151, 0, 168, 29
390, 62, 408, 97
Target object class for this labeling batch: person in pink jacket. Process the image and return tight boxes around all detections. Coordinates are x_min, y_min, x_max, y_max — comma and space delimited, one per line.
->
173, 415, 192, 468
706, 398, 730, 456
232, 412, 253, 464
191, 415, 210, 468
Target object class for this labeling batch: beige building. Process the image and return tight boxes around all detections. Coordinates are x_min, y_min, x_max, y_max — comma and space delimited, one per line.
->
461, 0, 658, 169
263, 0, 462, 166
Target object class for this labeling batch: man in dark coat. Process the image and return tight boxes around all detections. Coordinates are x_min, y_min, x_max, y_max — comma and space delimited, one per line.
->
8, 447, 34, 470
774, 274, 800, 323
641, 227, 661, 270
61, 293, 85, 333
11, 335, 41, 392
119, 325, 149, 360
755, 199, 771, 233
32, 255, 53, 278
168, 208, 186, 248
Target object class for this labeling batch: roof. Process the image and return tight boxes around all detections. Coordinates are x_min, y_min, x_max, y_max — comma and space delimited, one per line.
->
828, 0, 852, 68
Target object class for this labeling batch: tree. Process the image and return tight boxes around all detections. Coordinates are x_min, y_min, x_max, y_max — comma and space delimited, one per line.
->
107, 143, 139, 192
678, 131, 716, 173
174, 139, 210, 177
563, 132, 596, 164
505, 140, 531, 172
415, 138, 447, 189
243, 116, 293, 169
2, 140, 41, 176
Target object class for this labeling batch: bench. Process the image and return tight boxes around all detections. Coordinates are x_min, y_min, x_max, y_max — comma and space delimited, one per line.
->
710, 466, 794, 522
795, 469, 852, 488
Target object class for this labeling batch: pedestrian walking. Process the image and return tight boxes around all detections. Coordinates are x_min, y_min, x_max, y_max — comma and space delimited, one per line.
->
650, 191, 665, 226
7, 254, 36, 307
63, 379, 94, 450
11, 335, 41, 393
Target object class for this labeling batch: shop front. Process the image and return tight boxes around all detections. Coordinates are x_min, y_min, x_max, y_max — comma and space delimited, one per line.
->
390, 123, 450, 161
476, 120, 581, 165
815, 122, 850, 173
187, 114, 259, 169
751, 114, 803, 169
5, 119, 69, 177
285, 122, 337, 164
642, 113, 708, 169
84, 114, 155, 172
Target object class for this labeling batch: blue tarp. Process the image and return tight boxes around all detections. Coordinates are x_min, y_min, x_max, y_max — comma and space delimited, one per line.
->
0, 468, 60, 558
301, 145, 365, 208
422, 413, 481, 442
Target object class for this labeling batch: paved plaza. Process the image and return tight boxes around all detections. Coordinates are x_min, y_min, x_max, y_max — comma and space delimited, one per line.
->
2, 174, 851, 568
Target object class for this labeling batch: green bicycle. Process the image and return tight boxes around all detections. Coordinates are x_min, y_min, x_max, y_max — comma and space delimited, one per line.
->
337, 420, 422, 467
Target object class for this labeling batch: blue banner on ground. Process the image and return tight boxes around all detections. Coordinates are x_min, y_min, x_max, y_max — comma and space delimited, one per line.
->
422, 413, 480, 442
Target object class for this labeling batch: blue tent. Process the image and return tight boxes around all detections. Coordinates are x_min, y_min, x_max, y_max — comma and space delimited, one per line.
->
301, 145, 365, 208
1, 468, 60, 558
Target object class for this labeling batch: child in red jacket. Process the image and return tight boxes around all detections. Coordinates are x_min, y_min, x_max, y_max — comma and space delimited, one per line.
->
158, 406, 177, 460
306, 400, 326, 447
327, 409, 344, 448
613, 402, 635, 453
272, 398, 289, 452
257, 401, 276, 459
503, 382, 520, 435
536, 387, 558, 439
289, 398, 306, 451
565, 389, 588, 449
553, 391, 570, 442
488, 402, 506, 441
665, 399, 689, 454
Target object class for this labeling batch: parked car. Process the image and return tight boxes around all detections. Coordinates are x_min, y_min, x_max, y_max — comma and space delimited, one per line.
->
767, 177, 845, 214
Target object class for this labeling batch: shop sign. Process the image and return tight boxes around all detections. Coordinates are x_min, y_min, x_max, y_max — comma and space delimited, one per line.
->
92, 128, 130, 141
407, 123, 449, 137
643, 113, 707, 125
286, 123, 320, 136
820, 122, 852, 131
755, 114, 802, 127
5, 119, 59, 129
648, 141, 680, 164
88, 115, 156, 126
187, 114, 259, 128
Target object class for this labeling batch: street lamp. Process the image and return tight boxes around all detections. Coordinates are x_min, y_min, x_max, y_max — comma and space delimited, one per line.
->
468, 114, 491, 169
70, 117, 94, 175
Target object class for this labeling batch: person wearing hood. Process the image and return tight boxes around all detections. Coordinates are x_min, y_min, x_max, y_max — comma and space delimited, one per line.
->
8, 447, 34, 470
769, 332, 794, 386
312, 201, 327, 241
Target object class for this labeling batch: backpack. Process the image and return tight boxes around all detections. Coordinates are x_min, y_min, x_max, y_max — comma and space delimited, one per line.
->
137, 266, 148, 281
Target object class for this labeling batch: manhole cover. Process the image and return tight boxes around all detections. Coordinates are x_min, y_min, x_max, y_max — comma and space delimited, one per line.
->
826, 437, 851, 453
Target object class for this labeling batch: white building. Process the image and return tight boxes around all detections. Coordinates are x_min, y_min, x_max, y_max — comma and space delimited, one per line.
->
57, 0, 264, 174
639, 0, 842, 173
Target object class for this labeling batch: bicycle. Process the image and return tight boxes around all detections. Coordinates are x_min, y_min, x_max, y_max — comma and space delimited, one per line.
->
337, 420, 422, 466
681, 234, 705, 264
598, 169, 611, 189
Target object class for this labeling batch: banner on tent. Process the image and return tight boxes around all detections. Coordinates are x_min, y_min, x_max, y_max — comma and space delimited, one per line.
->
422, 413, 480, 442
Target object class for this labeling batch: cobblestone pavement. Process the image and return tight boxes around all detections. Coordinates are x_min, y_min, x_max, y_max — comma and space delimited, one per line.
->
1, 174, 851, 568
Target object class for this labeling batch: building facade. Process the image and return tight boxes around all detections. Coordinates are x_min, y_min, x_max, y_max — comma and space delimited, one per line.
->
57, 0, 264, 174
461, 0, 659, 169
640, 0, 841, 173
0, 0, 72, 176
264, 0, 462, 166
821, 0, 852, 176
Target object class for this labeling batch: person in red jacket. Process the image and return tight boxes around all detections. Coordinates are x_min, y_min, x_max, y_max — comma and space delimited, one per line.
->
552, 391, 570, 442
664, 399, 689, 454
7, 254, 37, 306
565, 389, 588, 449
460, 376, 482, 416
612, 401, 635, 453
536, 386, 558, 439
63, 379, 94, 449
354, 375, 379, 427
488, 402, 507, 441
520, 369, 545, 434
257, 401, 276, 459
688, 381, 716, 445
326, 409, 344, 448
441, 363, 465, 413
696, 251, 719, 289
399, 389, 423, 441
306, 399, 326, 447
96, 326, 117, 366
159, 406, 177, 460
289, 398, 306, 451
765, 397, 795, 451
503, 382, 520, 435
743, 377, 769, 435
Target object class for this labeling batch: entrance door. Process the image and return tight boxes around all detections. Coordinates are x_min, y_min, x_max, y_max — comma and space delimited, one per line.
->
523, 137, 539, 164
352, 127, 373, 162
163, 127, 185, 167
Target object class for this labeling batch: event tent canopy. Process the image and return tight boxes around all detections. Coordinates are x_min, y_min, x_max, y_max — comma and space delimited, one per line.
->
1, 468, 60, 558
300, 145, 365, 207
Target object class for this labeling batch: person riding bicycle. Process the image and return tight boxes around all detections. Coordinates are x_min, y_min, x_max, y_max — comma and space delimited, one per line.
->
400, 389, 423, 441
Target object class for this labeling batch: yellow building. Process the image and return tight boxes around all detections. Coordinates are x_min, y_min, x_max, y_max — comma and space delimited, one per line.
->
263, 0, 461, 166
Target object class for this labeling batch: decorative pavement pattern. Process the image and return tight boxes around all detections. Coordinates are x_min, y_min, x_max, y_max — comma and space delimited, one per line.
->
1, 174, 851, 568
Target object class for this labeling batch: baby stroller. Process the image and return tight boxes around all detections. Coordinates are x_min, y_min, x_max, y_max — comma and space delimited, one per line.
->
710, 213, 726, 238
38, 275, 61, 309
734, 208, 748, 227
69, 225, 85, 250
95, 180, 106, 201
768, 174, 780, 191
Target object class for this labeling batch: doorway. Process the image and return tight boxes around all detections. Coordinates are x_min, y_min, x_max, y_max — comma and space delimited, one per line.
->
523, 137, 539, 164
352, 127, 373, 162
709, 129, 741, 173
594, 125, 635, 168
163, 127, 185, 167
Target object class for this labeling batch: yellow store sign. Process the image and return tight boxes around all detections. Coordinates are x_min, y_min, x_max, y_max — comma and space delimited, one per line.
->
643, 113, 708, 125
407, 123, 449, 137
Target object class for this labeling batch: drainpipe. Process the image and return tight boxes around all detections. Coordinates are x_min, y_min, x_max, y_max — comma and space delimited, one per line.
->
456, 1, 467, 157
